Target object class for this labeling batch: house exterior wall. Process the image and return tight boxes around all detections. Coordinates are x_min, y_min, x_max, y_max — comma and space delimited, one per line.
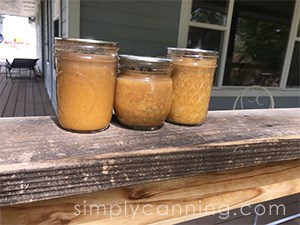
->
80, 0, 181, 56
50, 0, 299, 110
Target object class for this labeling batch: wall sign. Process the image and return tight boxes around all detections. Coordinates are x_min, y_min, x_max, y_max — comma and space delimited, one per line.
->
0, 0, 38, 17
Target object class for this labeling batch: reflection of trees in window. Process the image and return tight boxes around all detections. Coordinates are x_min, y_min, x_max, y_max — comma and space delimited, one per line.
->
191, 0, 228, 26
235, 18, 289, 74
191, 8, 226, 26
223, 0, 294, 87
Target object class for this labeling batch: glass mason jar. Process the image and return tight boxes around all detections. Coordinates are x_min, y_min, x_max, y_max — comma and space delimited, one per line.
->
55, 38, 119, 132
114, 55, 173, 130
167, 48, 218, 126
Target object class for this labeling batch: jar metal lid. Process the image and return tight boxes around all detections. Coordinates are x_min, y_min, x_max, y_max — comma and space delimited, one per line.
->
119, 54, 172, 74
167, 47, 218, 59
55, 38, 119, 55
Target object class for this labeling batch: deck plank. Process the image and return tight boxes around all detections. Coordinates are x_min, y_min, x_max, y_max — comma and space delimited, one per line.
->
0, 79, 13, 117
38, 79, 55, 116
0, 73, 8, 99
2, 80, 20, 117
24, 80, 35, 116
0, 72, 5, 83
0, 160, 299, 224
32, 79, 45, 116
0, 74, 55, 117
14, 81, 26, 117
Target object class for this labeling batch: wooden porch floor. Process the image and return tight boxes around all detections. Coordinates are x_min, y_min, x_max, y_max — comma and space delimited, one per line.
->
0, 73, 55, 117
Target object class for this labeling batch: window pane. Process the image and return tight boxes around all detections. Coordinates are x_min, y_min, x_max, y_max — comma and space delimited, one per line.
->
223, 0, 295, 87
188, 27, 222, 86
191, 0, 228, 26
188, 27, 222, 51
287, 42, 300, 87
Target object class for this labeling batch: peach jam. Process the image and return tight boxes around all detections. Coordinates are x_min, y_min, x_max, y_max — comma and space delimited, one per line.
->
167, 48, 218, 125
114, 55, 173, 130
55, 38, 119, 132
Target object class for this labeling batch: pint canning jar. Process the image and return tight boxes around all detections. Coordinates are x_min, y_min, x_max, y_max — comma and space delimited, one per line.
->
55, 38, 119, 132
114, 55, 173, 130
167, 48, 218, 126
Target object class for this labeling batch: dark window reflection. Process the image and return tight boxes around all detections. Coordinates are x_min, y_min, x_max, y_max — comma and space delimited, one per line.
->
188, 27, 222, 51
188, 27, 222, 85
191, 0, 228, 26
223, 0, 295, 86
287, 42, 300, 87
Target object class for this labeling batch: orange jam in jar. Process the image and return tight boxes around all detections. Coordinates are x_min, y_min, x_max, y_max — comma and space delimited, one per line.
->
55, 38, 119, 132
114, 55, 173, 130
167, 48, 218, 125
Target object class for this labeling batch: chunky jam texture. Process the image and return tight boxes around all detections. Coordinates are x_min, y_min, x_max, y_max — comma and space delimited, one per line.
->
56, 53, 117, 131
114, 73, 173, 129
167, 58, 217, 125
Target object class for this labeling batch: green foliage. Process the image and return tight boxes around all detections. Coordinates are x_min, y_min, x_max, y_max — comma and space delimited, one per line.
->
192, 8, 226, 26
235, 18, 289, 71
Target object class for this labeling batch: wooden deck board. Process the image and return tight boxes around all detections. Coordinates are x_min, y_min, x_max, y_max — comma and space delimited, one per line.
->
38, 80, 55, 116
2, 80, 20, 117
25, 80, 35, 116
32, 79, 45, 116
1, 160, 299, 224
0, 78, 13, 116
179, 193, 300, 224
0, 108, 299, 206
0, 73, 55, 117
14, 81, 26, 117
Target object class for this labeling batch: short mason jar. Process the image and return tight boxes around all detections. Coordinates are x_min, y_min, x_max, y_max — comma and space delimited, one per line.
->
114, 55, 173, 130
167, 48, 218, 126
55, 38, 119, 132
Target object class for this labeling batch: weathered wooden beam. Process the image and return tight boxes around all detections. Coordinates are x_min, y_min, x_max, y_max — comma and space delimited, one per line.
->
1, 160, 299, 225
0, 108, 299, 206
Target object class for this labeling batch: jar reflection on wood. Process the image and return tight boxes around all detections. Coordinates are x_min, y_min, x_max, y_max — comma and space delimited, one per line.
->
55, 38, 119, 132
114, 55, 173, 130
167, 48, 218, 126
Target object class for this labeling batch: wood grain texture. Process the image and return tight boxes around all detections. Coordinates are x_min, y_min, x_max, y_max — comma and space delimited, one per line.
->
1, 160, 299, 225
0, 108, 300, 206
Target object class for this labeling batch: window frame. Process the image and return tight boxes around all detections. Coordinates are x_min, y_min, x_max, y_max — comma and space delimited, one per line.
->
281, 0, 300, 89
177, 0, 300, 95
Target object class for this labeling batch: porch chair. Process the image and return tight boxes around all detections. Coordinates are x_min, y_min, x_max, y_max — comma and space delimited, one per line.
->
5, 58, 39, 81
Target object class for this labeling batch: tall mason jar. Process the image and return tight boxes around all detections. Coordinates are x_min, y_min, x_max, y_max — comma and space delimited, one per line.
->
114, 55, 173, 130
167, 48, 218, 126
55, 38, 119, 132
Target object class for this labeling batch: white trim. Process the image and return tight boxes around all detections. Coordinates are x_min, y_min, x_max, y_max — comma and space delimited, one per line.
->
177, 0, 192, 47
59, 0, 62, 37
216, 0, 234, 88
189, 21, 226, 31
177, 0, 300, 93
177, 0, 235, 88
67, 0, 80, 38
280, 0, 300, 89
